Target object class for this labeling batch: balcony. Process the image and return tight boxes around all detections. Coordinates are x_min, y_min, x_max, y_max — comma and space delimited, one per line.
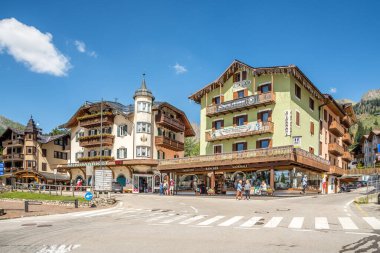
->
79, 134, 114, 148
3, 167, 24, 173
342, 151, 353, 162
328, 142, 344, 156
206, 93, 275, 117
206, 121, 274, 142
155, 114, 185, 132
342, 116, 353, 128
342, 133, 353, 145
2, 139, 24, 147
2, 153, 24, 161
78, 112, 114, 128
328, 121, 344, 137
328, 165, 346, 176
155, 136, 184, 151
77, 156, 114, 162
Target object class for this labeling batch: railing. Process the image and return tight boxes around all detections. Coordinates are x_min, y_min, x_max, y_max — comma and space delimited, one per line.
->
328, 142, 344, 156
155, 136, 184, 151
346, 168, 380, 175
2, 153, 25, 160
155, 114, 185, 132
342, 133, 353, 145
77, 156, 114, 162
206, 121, 274, 141
78, 115, 114, 128
14, 183, 94, 197
328, 121, 344, 137
342, 116, 353, 128
342, 151, 353, 162
2, 139, 24, 147
329, 165, 346, 175
3, 167, 24, 173
206, 93, 275, 116
79, 134, 114, 147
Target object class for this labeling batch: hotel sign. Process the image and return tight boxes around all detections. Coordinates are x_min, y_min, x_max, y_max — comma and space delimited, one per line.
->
215, 95, 259, 113
67, 161, 108, 168
232, 80, 251, 91
210, 121, 267, 139
285, 110, 292, 136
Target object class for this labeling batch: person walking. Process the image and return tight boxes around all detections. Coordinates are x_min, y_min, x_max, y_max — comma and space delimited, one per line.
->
244, 180, 251, 200
169, 178, 175, 195
236, 180, 243, 200
159, 181, 164, 196
302, 175, 308, 194
322, 175, 327, 194
163, 180, 168, 195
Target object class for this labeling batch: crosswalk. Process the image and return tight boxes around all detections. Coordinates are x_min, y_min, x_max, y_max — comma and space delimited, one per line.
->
67, 207, 380, 232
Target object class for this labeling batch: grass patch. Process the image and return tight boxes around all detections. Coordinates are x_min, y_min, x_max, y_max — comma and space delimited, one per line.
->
0, 191, 86, 202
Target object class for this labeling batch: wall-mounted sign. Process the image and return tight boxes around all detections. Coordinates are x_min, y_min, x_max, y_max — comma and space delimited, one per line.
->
285, 110, 292, 136
0, 162, 4, 176
210, 121, 269, 139
293, 136, 302, 146
67, 161, 108, 168
232, 80, 251, 91
232, 164, 248, 169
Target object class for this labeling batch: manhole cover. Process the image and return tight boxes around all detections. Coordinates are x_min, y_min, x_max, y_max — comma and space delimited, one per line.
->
161, 209, 172, 212
276, 208, 290, 211
151, 209, 160, 212
256, 222, 264, 225
254, 211, 269, 214
21, 223, 37, 226
37, 224, 52, 227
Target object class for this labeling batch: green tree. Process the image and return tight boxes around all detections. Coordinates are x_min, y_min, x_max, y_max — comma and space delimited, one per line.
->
184, 137, 200, 157
374, 119, 379, 126
355, 121, 365, 143
49, 127, 67, 136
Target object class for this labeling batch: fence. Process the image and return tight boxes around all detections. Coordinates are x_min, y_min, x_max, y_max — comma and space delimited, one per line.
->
13, 182, 93, 197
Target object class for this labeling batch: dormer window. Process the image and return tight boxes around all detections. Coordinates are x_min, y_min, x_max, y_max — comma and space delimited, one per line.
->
233, 71, 247, 82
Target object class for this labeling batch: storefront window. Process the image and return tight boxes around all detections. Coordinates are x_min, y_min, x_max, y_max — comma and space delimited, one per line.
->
177, 174, 199, 191
274, 170, 291, 190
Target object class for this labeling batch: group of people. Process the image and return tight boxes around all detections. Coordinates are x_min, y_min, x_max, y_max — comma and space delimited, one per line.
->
159, 179, 175, 195
235, 179, 269, 200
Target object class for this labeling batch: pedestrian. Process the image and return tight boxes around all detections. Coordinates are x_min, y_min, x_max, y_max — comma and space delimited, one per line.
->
169, 178, 175, 195
260, 180, 267, 195
236, 180, 243, 200
322, 175, 327, 194
302, 175, 308, 194
159, 181, 164, 196
244, 179, 251, 200
163, 180, 168, 195
193, 179, 198, 195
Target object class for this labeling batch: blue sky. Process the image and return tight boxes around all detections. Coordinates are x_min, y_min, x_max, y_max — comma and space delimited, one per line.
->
1, 0, 379, 132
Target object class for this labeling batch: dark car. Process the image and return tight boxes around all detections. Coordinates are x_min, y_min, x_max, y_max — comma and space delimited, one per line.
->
346, 183, 357, 190
112, 182, 123, 193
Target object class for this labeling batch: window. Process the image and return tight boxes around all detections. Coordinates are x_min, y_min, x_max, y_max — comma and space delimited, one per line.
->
233, 71, 247, 82
295, 84, 301, 99
309, 147, 315, 155
54, 151, 68, 160
309, 97, 314, 111
26, 146, 35, 155
261, 111, 270, 122
213, 120, 224, 130
118, 125, 128, 136
234, 115, 247, 126
102, 149, 112, 156
137, 101, 151, 113
137, 122, 151, 133
102, 127, 112, 134
88, 150, 97, 157
293, 136, 302, 146
214, 145, 222, 154
76, 131, 84, 142
324, 109, 327, 122
233, 142, 247, 152
296, 111, 300, 126
42, 149, 47, 157
42, 163, 47, 171
75, 152, 84, 161
157, 150, 165, 160
325, 131, 328, 144
174, 154, 179, 158
89, 129, 98, 136
319, 120, 322, 134
237, 90, 245, 99
258, 83, 271, 94
310, 122, 315, 135
117, 148, 127, 159
26, 160, 35, 168
54, 139, 63, 146
157, 128, 162, 136
257, 139, 270, 149
213, 96, 221, 105
136, 146, 151, 157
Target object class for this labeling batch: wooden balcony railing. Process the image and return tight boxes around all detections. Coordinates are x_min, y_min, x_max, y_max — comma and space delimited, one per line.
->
342, 116, 353, 128
342, 133, 353, 145
206, 93, 275, 117
78, 113, 114, 128
155, 114, 185, 133
2, 153, 25, 160
342, 151, 353, 162
79, 134, 114, 148
155, 136, 184, 151
2, 139, 24, 147
158, 145, 330, 172
328, 142, 344, 156
328, 121, 344, 137
206, 121, 274, 142
346, 168, 380, 175
328, 165, 346, 176
3, 167, 25, 173
77, 156, 114, 162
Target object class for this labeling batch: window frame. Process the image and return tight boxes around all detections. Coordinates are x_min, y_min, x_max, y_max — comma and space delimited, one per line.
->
295, 84, 301, 100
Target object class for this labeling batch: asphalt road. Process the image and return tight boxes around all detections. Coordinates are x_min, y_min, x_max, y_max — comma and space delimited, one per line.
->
0, 192, 379, 253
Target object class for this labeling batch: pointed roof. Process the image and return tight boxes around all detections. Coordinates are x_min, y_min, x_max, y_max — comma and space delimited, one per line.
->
133, 74, 155, 100
24, 116, 38, 133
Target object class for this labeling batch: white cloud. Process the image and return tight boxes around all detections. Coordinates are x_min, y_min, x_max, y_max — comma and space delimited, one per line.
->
329, 87, 337, 93
74, 39, 97, 58
0, 18, 70, 76
173, 63, 187, 74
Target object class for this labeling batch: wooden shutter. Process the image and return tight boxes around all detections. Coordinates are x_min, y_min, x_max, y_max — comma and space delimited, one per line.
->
233, 91, 238, 100
124, 149, 127, 158
117, 149, 120, 159
257, 86, 262, 95
268, 111, 272, 122
242, 71, 247, 80
243, 142, 247, 150
244, 89, 248, 97
257, 112, 262, 122
220, 95, 224, 103
256, 140, 260, 149
212, 121, 215, 130
117, 126, 120, 137
244, 115, 248, 125
212, 97, 215, 105
232, 143, 237, 152
221, 120, 224, 128
268, 83, 272, 91
310, 122, 314, 135
233, 117, 237, 127
269, 139, 273, 148
296, 111, 300, 126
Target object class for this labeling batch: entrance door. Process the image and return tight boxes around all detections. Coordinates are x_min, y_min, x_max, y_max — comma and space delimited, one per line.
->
139, 177, 146, 193
132, 175, 139, 193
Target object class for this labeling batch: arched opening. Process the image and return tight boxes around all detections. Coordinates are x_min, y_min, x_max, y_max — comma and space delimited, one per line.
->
116, 174, 127, 186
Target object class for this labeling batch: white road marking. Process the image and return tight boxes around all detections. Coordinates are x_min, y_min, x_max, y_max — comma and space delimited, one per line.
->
338, 217, 358, 230
363, 217, 380, 230
72, 209, 114, 217
160, 215, 189, 224
288, 217, 304, 229
345, 232, 380, 236
315, 217, 329, 230
36, 244, 80, 253
85, 209, 122, 217
179, 215, 207, 225
240, 217, 262, 228
218, 216, 244, 227
190, 206, 198, 214
197, 216, 225, 226
146, 214, 175, 222
263, 217, 283, 228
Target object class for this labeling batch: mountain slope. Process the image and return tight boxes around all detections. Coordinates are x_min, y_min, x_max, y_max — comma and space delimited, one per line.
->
0, 115, 25, 136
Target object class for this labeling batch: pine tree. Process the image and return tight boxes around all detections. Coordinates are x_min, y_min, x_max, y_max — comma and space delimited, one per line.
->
355, 121, 365, 143
374, 119, 379, 126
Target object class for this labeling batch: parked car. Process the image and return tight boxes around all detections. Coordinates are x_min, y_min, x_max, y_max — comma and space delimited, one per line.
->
346, 183, 357, 190
112, 182, 123, 193
355, 181, 367, 188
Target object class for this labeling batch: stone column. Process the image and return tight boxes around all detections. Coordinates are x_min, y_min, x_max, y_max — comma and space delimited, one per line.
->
270, 167, 275, 190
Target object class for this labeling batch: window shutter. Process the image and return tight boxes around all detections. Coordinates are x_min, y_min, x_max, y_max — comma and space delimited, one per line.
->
268, 84, 272, 91
269, 139, 273, 148
221, 95, 224, 103
163, 152, 165, 159
244, 115, 248, 125
243, 142, 247, 150
310, 122, 314, 135
233, 91, 238, 100
212, 97, 215, 105
244, 89, 248, 97
232, 143, 236, 152
157, 151, 160, 159
257, 112, 262, 122
221, 120, 224, 128
117, 149, 120, 159
257, 86, 262, 95
212, 121, 215, 130
233, 117, 237, 127
124, 149, 127, 158
268, 111, 272, 122
117, 126, 120, 137
256, 141, 260, 149
242, 71, 247, 80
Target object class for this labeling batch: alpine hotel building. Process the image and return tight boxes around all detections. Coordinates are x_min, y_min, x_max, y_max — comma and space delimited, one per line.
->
158, 60, 356, 194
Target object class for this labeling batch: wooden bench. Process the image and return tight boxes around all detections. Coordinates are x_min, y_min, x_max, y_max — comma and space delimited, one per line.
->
24, 201, 43, 212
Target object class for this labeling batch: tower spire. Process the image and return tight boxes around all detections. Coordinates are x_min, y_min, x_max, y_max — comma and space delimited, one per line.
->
133, 73, 155, 101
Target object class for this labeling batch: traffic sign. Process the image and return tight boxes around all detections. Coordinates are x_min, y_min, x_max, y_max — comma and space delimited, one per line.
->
0, 162, 4, 176
84, 192, 93, 201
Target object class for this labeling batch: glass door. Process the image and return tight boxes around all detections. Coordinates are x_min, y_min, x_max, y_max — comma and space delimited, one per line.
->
132, 175, 139, 193
147, 176, 153, 193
